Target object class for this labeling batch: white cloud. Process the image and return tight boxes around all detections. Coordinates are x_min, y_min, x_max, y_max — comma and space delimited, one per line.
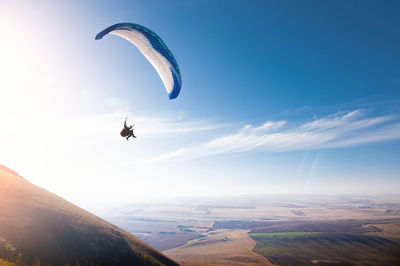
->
25, 110, 234, 140
43, 75, 56, 84
144, 110, 400, 163
104, 97, 120, 107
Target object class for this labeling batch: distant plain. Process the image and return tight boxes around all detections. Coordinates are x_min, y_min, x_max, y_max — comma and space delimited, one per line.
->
98, 195, 400, 265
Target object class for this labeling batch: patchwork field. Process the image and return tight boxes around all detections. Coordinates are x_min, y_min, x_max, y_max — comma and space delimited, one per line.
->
165, 229, 272, 266
250, 232, 400, 265
97, 195, 400, 265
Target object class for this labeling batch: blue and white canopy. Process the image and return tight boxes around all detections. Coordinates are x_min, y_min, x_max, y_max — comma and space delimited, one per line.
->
95, 23, 181, 100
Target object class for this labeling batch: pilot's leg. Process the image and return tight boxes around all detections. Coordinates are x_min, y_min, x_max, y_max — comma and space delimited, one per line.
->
129, 130, 136, 138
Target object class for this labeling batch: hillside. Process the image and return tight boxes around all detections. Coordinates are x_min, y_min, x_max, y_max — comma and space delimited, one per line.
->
0, 164, 178, 266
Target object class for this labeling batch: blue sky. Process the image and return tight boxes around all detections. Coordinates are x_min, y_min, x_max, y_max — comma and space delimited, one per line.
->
1, 1, 400, 205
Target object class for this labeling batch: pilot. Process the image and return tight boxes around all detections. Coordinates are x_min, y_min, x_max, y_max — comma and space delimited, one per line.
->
120, 119, 136, 140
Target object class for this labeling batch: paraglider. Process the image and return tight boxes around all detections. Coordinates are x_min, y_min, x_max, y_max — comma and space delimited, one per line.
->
120, 118, 136, 141
95, 23, 182, 140
95, 23, 182, 100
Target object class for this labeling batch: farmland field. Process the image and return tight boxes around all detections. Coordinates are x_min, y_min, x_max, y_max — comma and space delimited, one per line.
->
94, 195, 400, 265
250, 232, 400, 265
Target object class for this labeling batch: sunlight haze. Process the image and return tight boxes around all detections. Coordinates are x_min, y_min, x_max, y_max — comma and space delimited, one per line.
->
1, 0, 400, 208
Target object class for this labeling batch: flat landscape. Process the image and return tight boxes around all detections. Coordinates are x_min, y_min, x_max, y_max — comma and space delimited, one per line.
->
96, 195, 400, 265
250, 232, 400, 265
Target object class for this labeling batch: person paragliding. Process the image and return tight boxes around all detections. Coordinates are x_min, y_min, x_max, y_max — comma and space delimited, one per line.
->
120, 118, 136, 140
95, 23, 182, 140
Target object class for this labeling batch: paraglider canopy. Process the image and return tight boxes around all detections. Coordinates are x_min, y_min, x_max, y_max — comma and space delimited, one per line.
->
95, 23, 182, 100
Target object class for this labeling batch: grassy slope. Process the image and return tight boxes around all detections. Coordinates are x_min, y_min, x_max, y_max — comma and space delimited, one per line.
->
0, 165, 178, 266
250, 232, 400, 266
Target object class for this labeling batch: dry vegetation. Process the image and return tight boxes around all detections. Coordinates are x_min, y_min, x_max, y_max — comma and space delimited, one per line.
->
0, 259, 15, 266
0, 164, 177, 266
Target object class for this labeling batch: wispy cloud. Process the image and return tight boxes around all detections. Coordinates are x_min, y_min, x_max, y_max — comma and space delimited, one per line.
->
49, 110, 235, 139
145, 110, 400, 163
